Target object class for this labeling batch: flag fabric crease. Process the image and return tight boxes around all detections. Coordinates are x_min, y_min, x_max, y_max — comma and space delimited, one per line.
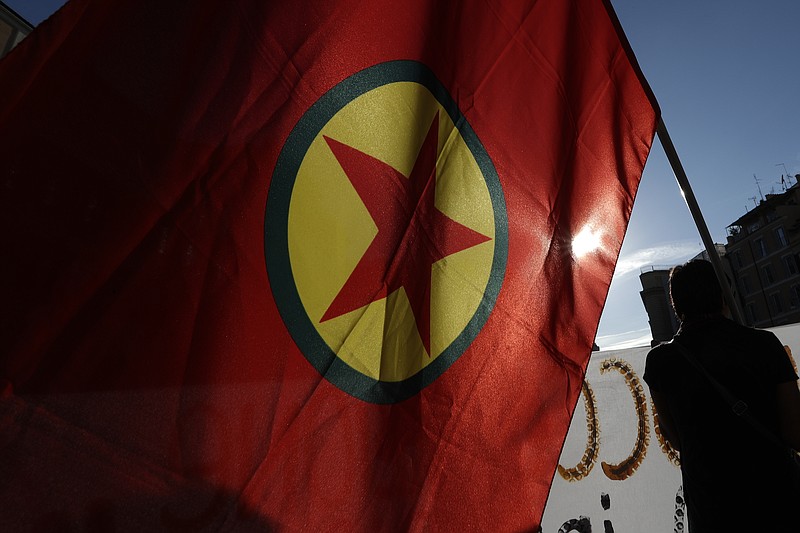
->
0, 0, 658, 530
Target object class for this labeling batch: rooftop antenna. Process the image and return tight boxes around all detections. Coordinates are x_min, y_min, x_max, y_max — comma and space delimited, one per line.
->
777, 163, 795, 188
754, 174, 764, 201
749, 196, 758, 208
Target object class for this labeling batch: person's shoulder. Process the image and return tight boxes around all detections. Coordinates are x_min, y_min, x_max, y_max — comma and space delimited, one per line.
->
647, 341, 675, 356
646, 341, 679, 365
728, 320, 782, 345
644, 341, 680, 386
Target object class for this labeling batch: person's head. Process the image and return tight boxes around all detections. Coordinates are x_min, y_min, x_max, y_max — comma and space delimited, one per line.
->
669, 259, 723, 321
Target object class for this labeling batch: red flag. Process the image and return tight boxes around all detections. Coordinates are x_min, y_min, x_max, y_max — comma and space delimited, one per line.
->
0, 0, 657, 531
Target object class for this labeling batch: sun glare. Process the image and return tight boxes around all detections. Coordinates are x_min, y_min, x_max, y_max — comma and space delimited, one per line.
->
572, 225, 602, 258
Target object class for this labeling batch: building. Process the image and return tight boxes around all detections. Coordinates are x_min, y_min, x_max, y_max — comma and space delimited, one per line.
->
0, 1, 33, 59
725, 182, 800, 328
639, 266, 676, 346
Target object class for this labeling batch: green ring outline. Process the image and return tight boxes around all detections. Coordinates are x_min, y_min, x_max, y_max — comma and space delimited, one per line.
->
265, 60, 508, 404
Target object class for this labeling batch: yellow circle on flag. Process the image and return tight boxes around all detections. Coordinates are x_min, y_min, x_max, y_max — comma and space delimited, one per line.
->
266, 61, 507, 403
289, 82, 495, 382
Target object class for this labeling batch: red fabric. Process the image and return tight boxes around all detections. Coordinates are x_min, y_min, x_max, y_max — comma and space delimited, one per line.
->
0, 0, 657, 531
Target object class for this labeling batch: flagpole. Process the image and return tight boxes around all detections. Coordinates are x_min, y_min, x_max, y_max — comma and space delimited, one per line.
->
656, 117, 745, 325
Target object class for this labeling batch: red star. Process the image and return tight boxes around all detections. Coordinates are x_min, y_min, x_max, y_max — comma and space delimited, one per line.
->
320, 112, 491, 355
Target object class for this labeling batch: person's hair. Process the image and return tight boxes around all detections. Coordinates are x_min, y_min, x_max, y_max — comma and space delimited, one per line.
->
669, 259, 723, 320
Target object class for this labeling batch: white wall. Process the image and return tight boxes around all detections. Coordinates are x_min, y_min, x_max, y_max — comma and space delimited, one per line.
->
541, 323, 800, 532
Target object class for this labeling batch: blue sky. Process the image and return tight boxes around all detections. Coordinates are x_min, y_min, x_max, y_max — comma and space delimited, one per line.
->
4, 0, 64, 25
8, 0, 800, 350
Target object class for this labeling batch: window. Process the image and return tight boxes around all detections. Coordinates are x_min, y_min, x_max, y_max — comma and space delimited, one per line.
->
740, 275, 752, 295
755, 238, 767, 258
747, 303, 758, 323
748, 221, 762, 233
783, 255, 799, 276
776, 227, 788, 247
770, 293, 783, 314
763, 265, 775, 284
791, 285, 800, 309
731, 250, 743, 268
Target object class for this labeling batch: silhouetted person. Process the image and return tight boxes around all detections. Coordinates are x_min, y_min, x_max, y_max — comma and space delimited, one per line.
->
644, 259, 800, 532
